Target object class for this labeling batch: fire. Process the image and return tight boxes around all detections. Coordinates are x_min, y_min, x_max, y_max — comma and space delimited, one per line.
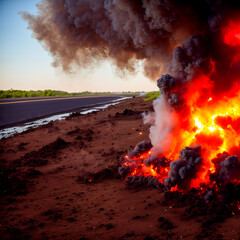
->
122, 152, 170, 183
222, 21, 240, 65
178, 84, 240, 187
121, 76, 240, 188
120, 20, 240, 192
88, 178, 93, 183
185, 90, 240, 159
223, 21, 240, 47
121, 80, 240, 190
122, 86, 240, 189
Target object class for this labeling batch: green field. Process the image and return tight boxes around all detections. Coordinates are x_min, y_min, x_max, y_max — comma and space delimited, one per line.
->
0, 90, 139, 99
143, 91, 160, 101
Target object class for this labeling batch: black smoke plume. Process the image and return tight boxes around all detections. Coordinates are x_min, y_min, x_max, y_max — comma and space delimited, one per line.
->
20, 0, 240, 86
21, 0, 194, 78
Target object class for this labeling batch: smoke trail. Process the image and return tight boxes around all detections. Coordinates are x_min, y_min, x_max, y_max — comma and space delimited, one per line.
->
142, 95, 177, 155
20, 0, 209, 79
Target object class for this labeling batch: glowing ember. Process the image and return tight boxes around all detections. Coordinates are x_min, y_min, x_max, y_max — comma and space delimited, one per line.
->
88, 178, 93, 183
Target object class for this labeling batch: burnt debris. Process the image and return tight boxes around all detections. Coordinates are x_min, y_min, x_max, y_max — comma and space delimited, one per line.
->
128, 140, 152, 158
163, 145, 203, 190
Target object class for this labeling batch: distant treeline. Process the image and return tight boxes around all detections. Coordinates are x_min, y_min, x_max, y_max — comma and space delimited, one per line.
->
0, 89, 139, 98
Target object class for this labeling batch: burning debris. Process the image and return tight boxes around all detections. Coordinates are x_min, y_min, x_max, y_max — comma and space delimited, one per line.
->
163, 145, 203, 190
211, 155, 240, 184
128, 140, 152, 158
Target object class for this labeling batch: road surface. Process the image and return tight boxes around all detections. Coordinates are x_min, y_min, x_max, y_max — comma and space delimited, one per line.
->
0, 95, 126, 128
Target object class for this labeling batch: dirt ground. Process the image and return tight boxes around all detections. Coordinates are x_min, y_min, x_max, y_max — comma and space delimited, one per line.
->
0, 97, 239, 240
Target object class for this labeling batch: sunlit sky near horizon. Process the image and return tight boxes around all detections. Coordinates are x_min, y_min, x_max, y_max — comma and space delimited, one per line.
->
0, 0, 158, 92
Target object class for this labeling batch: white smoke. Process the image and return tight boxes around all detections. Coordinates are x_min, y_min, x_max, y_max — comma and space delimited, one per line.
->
143, 95, 177, 156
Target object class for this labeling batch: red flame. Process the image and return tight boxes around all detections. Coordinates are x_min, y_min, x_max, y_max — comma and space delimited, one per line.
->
223, 21, 240, 47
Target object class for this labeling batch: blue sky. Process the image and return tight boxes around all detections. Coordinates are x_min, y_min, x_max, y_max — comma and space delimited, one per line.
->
0, 0, 157, 92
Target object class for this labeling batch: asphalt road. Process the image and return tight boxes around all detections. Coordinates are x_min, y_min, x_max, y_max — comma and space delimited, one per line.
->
0, 95, 124, 128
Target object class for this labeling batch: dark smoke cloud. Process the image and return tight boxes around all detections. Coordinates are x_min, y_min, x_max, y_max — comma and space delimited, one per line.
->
218, 155, 240, 182
118, 165, 130, 179
167, 34, 210, 82
210, 153, 240, 184
157, 74, 176, 95
128, 140, 152, 158
21, 0, 211, 79
144, 156, 169, 168
164, 145, 203, 190
156, 74, 181, 106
